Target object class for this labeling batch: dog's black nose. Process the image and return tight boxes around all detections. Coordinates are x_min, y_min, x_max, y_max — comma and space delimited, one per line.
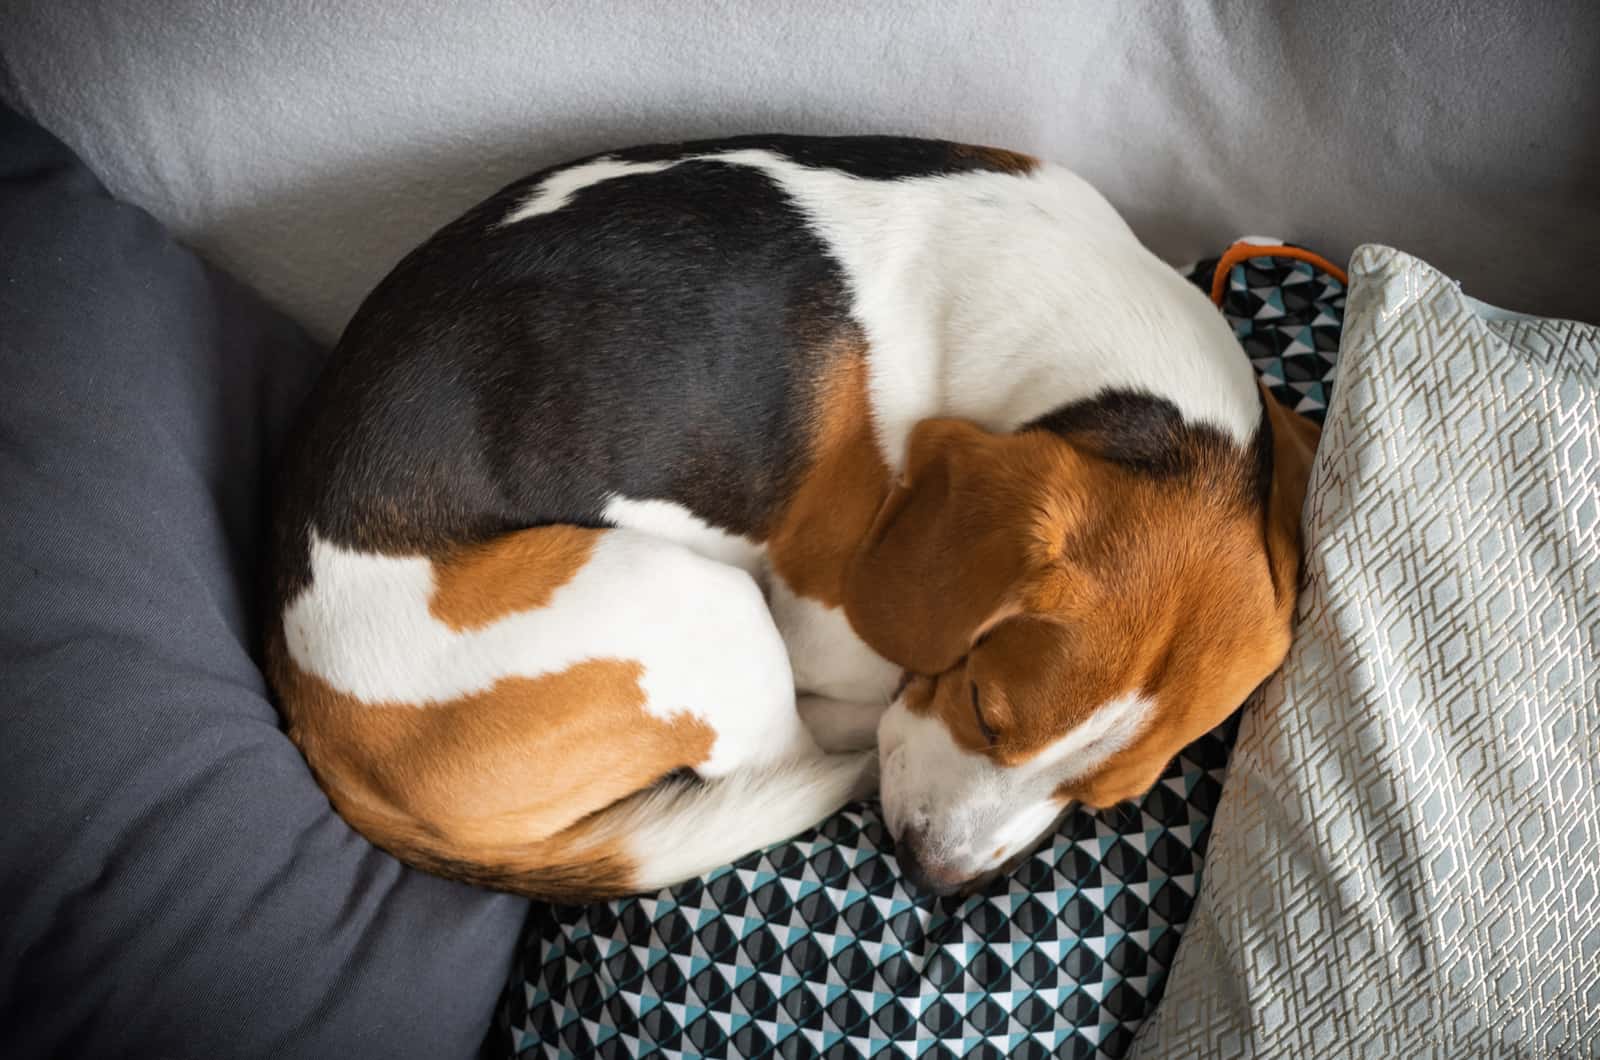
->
893, 831, 965, 897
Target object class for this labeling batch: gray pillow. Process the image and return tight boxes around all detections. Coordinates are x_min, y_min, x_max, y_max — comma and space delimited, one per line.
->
1133, 245, 1600, 1057
0, 104, 527, 1059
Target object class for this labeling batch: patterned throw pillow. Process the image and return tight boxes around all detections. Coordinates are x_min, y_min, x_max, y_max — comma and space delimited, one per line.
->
491, 248, 1346, 1060
1134, 245, 1600, 1057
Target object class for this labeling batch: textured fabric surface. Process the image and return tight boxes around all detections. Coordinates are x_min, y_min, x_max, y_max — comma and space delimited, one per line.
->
500, 724, 1237, 1060
1, 2, 1596, 342
1134, 246, 1600, 1058
0, 103, 527, 1060
1190, 248, 1347, 423
490, 254, 1345, 1060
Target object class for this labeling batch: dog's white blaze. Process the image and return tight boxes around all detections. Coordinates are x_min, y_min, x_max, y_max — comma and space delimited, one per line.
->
502, 147, 1260, 469
601, 495, 765, 574
878, 690, 1158, 873
1023, 689, 1160, 774
282, 531, 811, 775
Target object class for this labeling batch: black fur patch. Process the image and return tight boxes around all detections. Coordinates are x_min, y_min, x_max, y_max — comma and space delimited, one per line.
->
1026, 388, 1268, 507
1253, 393, 1277, 511
1028, 390, 1199, 478
269, 135, 1033, 605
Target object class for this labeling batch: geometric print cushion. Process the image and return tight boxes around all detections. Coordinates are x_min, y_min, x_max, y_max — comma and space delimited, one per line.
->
489, 245, 1347, 1060
1186, 238, 1348, 424
1133, 245, 1600, 1057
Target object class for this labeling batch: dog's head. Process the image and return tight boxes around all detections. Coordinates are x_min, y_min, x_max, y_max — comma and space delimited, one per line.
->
844, 389, 1318, 894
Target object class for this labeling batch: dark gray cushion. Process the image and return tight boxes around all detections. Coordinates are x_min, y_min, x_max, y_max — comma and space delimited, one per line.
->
0, 103, 527, 1059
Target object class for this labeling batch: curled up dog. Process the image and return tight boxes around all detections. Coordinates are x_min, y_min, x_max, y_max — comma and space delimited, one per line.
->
264, 135, 1318, 901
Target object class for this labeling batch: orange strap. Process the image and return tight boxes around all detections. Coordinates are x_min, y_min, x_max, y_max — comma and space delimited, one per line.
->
1208, 241, 1349, 307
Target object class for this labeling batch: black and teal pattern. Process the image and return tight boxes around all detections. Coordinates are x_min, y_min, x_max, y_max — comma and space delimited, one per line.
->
1190, 248, 1346, 423
492, 249, 1344, 1060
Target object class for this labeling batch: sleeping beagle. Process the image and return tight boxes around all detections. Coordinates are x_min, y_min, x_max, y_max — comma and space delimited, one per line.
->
265, 135, 1319, 900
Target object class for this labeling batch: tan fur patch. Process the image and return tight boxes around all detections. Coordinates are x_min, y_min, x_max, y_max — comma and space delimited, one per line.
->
952, 143, 1039, 175
428, 524, 600, 631
268, 620, 716, 903
766, 334, 892, 606
842, 419, 1055, 677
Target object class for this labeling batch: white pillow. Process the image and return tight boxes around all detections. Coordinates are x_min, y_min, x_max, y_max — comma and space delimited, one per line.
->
1133, 245, 1600, 1057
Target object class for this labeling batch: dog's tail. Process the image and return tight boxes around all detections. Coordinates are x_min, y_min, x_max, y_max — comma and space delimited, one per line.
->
592, 752, 875, 894
394, 751, 875, 902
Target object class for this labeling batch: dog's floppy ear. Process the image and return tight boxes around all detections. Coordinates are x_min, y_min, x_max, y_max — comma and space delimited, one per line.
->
843, 418, 1029, 676
1259, 385, 1321, 606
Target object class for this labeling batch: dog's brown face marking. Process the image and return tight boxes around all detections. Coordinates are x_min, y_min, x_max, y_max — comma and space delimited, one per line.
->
849, 390, 1316, 852
765, 331, 893, 606
1050, 392, 1318, 808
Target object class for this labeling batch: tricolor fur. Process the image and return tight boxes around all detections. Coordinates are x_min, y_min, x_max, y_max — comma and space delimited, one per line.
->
265, 135, 1317, 900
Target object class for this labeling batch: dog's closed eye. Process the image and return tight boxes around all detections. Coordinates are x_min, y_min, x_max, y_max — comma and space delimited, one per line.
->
971, 682, 998, 746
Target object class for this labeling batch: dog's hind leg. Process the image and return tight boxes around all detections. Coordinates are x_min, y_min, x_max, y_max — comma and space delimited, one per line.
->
273, 524, 868, 901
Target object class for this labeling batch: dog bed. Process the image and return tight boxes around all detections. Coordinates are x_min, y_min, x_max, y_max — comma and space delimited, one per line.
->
490, 243, 1347, 1060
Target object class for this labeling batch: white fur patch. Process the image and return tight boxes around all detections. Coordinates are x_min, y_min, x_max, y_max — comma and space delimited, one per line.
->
877, 690, 1157, 877
500, 156, 679, 224
282, 530, 810, 775
601, 495, 765, 574
1022, 689, 1160, 775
